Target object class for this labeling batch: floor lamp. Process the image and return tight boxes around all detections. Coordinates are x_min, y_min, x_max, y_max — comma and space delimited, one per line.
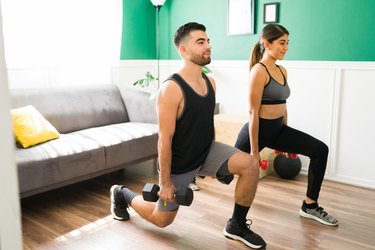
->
150, 0, 166, 89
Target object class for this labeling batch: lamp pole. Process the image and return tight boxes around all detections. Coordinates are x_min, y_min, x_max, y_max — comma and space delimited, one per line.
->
156, 5, 161, 89
150, 0, 166, 89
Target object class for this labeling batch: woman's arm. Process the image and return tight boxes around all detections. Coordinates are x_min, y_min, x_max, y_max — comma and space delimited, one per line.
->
248, 65, 268, 161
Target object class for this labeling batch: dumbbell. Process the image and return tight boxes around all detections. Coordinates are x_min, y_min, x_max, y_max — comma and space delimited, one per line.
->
260, 160, 268, 170
142, 183, 193, 206
287, 153, 298, 159
275, 150, 298, 159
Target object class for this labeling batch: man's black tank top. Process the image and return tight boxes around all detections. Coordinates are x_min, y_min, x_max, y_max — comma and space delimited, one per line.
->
166, 73, 215, 174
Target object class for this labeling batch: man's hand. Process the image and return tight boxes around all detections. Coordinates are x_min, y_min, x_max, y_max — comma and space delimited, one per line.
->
159, 182, 177, 203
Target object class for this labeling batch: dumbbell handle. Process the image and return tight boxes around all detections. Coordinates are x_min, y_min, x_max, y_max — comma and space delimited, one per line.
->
142, 183, 193, 206
162, 187, 193, 206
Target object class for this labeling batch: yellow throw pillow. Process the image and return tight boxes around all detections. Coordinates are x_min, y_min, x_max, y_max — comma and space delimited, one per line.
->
11, 105, 60, 148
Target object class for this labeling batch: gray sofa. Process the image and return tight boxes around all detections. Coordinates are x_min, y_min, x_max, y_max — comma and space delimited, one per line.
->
10, 84, 158, 198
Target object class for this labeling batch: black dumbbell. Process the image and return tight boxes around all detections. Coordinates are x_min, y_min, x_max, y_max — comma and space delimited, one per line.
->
142, 183, 193, 206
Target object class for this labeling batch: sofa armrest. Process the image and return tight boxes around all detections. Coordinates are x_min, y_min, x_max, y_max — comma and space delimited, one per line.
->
120, 89, 158, 124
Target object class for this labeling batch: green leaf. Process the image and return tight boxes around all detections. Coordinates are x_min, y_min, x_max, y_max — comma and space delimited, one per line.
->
202, 66, 212, 74
133, 71, 157, 88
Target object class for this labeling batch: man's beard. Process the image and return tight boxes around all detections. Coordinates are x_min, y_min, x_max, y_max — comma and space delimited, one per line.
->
190, 53, 211, 66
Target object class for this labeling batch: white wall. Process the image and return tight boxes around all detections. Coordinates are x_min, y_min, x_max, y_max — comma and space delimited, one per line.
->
7, 59, 375, 190
0, 2, 23, 249
7, 66, 113, 88
111, 60, 375, 190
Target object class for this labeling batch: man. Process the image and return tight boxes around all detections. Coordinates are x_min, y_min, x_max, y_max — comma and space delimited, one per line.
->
110, 22, 266, 249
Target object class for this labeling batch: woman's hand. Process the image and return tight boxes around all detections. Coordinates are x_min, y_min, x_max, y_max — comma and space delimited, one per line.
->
251, 152, 261, 162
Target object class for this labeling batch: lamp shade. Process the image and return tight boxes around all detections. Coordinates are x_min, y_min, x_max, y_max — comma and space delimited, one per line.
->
150, 0, 166, 6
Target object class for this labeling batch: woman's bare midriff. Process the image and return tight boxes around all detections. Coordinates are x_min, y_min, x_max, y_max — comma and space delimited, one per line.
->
259, 103, 286, 119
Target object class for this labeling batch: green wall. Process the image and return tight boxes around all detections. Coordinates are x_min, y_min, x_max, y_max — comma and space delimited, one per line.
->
121, 1, 156, 59
121, 0, 375, 61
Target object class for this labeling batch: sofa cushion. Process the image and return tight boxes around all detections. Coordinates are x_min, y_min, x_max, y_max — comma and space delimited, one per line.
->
10, 84, 129, 134
77, 122, 158, 168
15, 133, 106, 193
11, 105, 60, 148
119, 89, 157, 124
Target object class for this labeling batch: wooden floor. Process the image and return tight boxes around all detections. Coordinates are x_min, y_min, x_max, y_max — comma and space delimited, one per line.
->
22, 160, 375, 250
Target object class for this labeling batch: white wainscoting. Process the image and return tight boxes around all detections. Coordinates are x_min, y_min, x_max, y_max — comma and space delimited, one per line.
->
113, 60, 375, 190
280, 61, 375, 190
7, 60, 375, 189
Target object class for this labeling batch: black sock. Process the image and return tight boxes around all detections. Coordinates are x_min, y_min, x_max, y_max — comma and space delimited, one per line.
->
121, 187, 137, 205
303, 200, 318, 209
231, 203, 250, 224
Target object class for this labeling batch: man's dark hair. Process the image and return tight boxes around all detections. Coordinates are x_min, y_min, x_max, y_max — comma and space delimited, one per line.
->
174, 22, 206, 48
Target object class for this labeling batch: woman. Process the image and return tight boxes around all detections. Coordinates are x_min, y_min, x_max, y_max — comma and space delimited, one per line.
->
235, 24, 338, 226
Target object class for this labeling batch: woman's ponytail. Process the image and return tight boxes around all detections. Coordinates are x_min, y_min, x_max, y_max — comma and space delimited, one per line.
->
249, 41, 264, 70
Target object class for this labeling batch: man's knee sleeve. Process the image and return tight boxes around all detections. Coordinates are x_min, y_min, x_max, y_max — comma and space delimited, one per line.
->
216, 160, 234, 185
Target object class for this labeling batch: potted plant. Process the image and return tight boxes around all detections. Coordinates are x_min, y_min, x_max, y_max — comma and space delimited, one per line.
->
132, 71, 159, 100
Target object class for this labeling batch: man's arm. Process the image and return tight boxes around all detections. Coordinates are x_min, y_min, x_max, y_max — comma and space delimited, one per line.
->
156, 80, 183, 202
